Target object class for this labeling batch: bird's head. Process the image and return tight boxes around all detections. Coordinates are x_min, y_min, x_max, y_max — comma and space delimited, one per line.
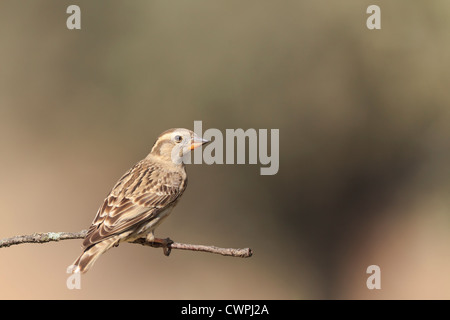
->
149, 128, 210, 164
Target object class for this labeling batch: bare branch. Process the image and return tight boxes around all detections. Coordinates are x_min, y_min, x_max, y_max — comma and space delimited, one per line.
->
0, 230, 253, 258
132, 237, 253, 258
0, 230, 88, 248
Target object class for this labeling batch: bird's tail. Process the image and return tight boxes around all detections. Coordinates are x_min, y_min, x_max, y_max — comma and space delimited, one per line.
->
71, 236, 120, 274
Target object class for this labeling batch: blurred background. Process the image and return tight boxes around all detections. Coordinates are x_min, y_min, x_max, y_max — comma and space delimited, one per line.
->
1, 0, 450, 299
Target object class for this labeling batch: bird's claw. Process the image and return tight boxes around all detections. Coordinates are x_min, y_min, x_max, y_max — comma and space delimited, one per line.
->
162, 237, 173, 256
151, 237, 173, 256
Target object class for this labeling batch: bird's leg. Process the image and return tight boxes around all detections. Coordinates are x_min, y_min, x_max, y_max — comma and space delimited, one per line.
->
152, 237, 174, 256
146, 232, 173, 256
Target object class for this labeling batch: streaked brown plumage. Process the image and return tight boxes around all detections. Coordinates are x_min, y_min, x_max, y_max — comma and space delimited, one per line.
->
72, 128, 209, 273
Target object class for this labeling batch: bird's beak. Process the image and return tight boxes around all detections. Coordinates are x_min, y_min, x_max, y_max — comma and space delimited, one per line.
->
189, 135, 210, 150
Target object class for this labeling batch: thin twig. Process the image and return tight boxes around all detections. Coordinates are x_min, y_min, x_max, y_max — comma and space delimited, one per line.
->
0, 230, 253, 258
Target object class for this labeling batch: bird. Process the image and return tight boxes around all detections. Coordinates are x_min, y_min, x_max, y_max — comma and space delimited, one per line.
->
71, 128, 209, 273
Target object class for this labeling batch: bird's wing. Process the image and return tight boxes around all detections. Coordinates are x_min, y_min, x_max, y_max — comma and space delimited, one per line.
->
82, 160, 186, 249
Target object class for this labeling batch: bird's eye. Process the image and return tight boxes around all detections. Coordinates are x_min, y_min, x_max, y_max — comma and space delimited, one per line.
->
174, 135, 183, 143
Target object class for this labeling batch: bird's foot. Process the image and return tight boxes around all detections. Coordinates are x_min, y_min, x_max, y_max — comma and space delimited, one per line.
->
151, 237, 174, 256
